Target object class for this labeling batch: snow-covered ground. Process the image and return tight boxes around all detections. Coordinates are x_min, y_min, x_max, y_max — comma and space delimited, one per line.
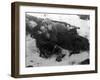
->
25, 14, 90, 67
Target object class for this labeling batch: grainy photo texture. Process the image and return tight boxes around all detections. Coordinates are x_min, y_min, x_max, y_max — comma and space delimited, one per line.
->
25, 13, 90, 67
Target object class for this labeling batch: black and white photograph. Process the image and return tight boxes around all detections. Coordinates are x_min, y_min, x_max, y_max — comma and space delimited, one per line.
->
11, 2, 97, 78
25, 13, 90, 67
